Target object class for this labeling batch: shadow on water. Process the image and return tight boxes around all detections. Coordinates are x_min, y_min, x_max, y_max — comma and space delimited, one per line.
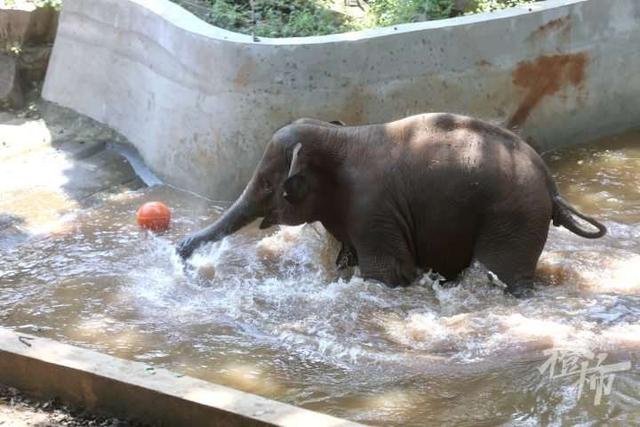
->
0, 213, 30, 251
0, 101, 142, 246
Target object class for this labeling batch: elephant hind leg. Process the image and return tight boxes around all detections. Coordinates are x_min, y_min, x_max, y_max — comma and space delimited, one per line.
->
472, 217, 549, 297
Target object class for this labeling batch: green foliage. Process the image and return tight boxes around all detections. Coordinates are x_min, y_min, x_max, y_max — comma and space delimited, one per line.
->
2, 0, 62, 10
367, 0, 454, 27
202, 0, 352, 38
206, 0, 245, 30
472, 0, 532, 13
177, 0, 539, 37
34, 0, 62, 9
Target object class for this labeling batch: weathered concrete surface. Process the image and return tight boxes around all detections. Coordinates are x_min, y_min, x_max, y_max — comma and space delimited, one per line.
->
0, 328, 363, 427
0, 100, 143, 250
43, 0, 640, 199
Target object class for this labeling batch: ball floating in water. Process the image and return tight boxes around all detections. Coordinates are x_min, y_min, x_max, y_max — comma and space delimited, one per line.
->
136, 201, 171, 231
196, 262, 217, 281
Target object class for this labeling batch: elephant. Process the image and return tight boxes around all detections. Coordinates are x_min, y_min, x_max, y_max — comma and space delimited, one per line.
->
177, 113, 606, 296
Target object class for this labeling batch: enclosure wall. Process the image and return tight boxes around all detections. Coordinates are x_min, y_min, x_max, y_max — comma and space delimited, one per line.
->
43, 0, 640, 199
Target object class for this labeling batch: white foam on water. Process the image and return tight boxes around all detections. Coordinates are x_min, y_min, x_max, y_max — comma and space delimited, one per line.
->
121, 222, 640, 374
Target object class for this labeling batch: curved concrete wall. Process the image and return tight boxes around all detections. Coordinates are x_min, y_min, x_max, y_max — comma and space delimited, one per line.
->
43, 0, 640, 199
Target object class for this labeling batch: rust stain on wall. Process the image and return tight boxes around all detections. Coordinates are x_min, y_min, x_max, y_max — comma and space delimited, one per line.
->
475, 59, 493, 67
507, 53, 588, 129
527, 16, 572, 43
233, 59, 256, 88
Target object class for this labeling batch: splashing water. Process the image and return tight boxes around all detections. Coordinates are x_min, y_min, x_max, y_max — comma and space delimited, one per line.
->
2, 131, 640, 426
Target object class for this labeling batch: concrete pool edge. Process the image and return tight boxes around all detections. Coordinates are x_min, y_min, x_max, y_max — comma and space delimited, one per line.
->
0, 328, 363, 426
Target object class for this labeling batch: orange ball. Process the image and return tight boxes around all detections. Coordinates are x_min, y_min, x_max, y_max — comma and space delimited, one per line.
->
136, 201, 171, 231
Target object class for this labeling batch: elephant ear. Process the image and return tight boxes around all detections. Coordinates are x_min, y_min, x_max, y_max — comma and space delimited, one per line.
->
283, 142, 309, 204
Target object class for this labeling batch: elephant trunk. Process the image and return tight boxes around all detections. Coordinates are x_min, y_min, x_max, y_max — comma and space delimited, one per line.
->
177, 183, 262, 258
204, 189, 260, 242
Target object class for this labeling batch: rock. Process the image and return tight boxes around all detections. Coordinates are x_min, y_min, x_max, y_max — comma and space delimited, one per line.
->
0, 6, 59, 91
0, 7, 59, 46
0, 53, 23, 109
18, 45, 52, 83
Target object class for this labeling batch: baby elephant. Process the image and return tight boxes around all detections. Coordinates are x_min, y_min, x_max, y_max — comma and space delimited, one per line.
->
177, 113, 606, 296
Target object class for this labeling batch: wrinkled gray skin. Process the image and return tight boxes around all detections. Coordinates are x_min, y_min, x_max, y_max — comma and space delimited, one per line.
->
177, 113, 606, 296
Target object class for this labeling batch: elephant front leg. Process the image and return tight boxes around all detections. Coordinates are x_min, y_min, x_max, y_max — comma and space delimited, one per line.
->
177, 231, 208, 259
336, 242, 358, 270
358, 250, 417, 288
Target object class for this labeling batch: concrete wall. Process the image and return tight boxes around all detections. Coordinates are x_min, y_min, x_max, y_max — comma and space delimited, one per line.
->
0, 328, 361, 426
43, 0, 640, 200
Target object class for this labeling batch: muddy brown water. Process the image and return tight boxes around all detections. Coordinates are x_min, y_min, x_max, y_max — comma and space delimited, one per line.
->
1, 130, 640, 426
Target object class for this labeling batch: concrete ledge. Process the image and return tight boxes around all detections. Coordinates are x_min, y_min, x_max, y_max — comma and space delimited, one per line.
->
43, 0, 640, 199
0, 328, 362, 426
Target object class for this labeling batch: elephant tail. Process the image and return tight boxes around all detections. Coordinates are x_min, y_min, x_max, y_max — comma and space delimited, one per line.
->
551, 195, 607, 238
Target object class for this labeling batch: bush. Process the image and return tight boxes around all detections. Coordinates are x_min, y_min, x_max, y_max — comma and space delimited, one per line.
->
33, 0, 61, 9
2, 0, 62, 10
367, 0, 455, 27
472, 0, 532, 13
176, 0, 538, 37
200, 0, 352, 37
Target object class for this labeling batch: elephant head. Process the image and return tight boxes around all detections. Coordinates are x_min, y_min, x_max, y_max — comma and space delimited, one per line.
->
177, 119, 344, 259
